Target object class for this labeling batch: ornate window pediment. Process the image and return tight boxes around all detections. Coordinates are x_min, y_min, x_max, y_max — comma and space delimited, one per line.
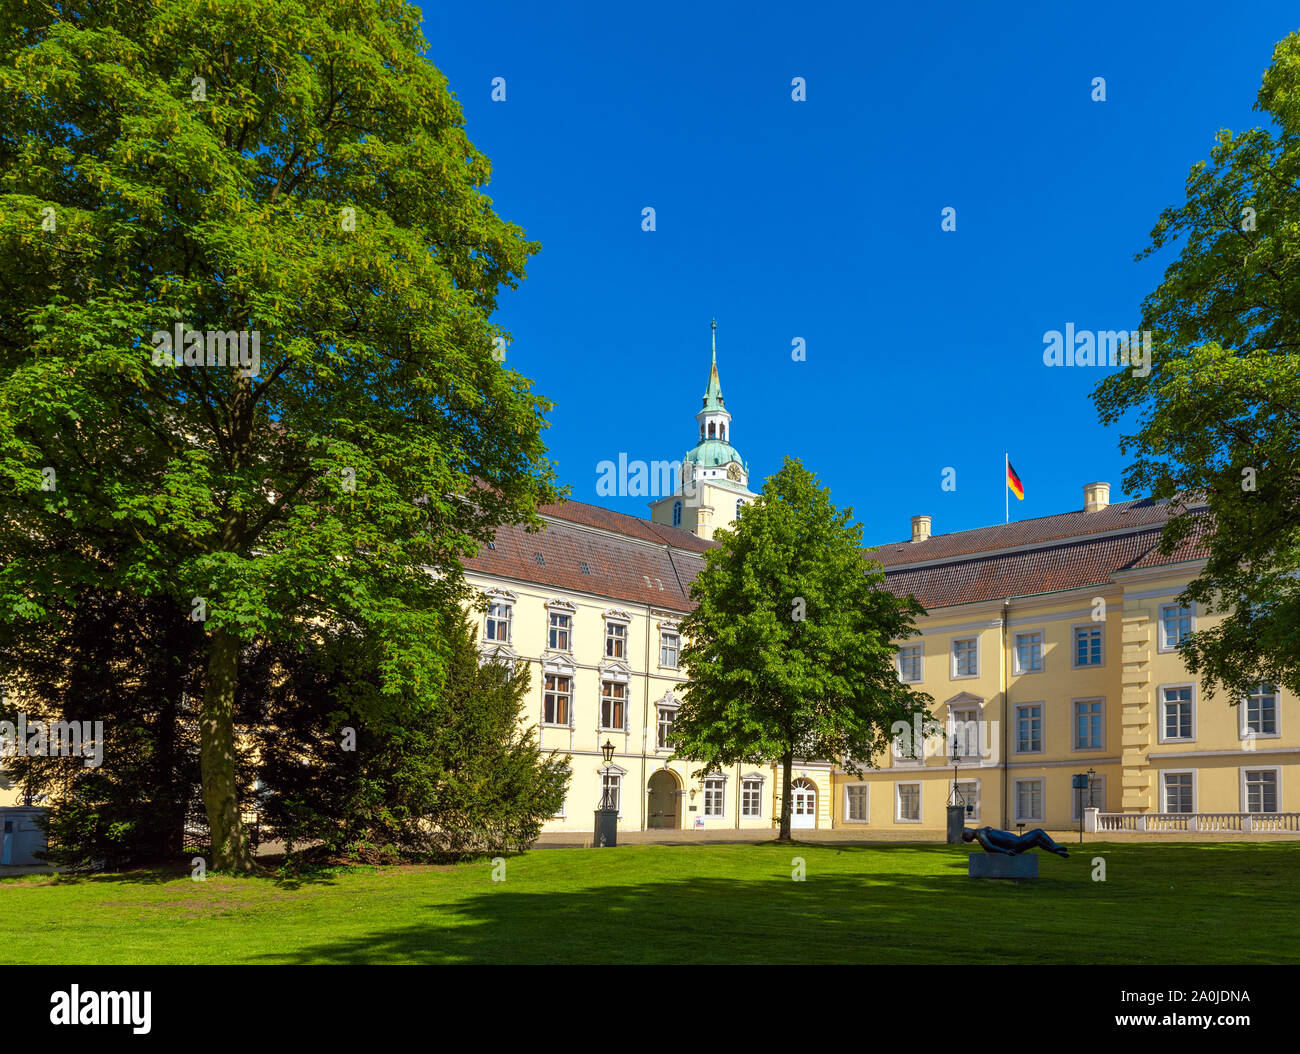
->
600, 659, 631, 681
603, 608, 632, 623
542, 654, 576, 676
478, 642, 518, 665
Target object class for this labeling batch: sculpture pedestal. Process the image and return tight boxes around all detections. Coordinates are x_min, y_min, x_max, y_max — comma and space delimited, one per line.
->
946, 805, 966, 844
593, 809, 618, 847
968, 852, 1038, 879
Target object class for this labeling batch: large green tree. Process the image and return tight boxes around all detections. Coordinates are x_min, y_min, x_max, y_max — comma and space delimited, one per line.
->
256, 612, 570, 863
0, 0, 558, 869
1093, 31, 1300, 701
671, 457, 931, 840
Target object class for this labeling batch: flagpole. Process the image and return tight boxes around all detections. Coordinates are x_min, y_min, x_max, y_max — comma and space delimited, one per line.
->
1005, 452, 1009, 525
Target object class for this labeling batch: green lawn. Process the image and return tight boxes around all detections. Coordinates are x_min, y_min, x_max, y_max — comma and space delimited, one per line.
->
2, 841, 1296, 964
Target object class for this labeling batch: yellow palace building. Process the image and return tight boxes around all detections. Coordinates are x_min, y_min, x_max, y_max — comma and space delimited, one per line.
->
841, 489, 1297, 835
463, 327, 1298, 837
6, 325, 1298, 840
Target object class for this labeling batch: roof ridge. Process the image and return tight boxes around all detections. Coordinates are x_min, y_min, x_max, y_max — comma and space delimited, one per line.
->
872, 495, 1159, 549
538, 498, 716, 552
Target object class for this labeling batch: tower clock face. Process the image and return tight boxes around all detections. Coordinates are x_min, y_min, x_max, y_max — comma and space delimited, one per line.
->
727, 463, 741, 481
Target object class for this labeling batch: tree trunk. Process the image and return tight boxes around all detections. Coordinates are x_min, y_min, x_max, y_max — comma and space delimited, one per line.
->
200, 627, 254, 872
778, 750, 793, 841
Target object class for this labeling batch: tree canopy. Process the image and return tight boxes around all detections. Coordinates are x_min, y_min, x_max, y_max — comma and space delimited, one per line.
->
1092, 30, 1300, 701
0, 0, 559, 868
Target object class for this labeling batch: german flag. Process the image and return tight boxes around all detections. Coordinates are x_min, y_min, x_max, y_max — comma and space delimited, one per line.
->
1007, 461, 1025, 501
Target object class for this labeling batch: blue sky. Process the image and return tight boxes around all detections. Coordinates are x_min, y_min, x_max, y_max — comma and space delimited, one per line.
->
418, 1, 1298, 545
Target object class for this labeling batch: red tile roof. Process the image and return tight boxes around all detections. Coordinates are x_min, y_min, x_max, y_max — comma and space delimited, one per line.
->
463, 496, 1212, 617
870, 502, 1213, 610
535, 499, 715, 553
867, 498, 1180, 566
464, 500, 712, 611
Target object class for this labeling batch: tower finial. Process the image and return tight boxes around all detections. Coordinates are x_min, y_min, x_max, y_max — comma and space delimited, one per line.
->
711, 318, 716, 360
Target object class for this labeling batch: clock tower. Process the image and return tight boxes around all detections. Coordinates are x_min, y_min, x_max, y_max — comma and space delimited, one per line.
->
649, 320, 757, 540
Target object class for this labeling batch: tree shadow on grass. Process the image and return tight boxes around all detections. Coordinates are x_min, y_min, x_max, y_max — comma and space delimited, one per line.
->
250, 847, 1300, 965
20, 862, 346, 889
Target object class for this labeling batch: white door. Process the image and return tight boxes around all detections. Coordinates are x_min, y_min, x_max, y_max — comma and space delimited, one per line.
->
791, 780, 816, 829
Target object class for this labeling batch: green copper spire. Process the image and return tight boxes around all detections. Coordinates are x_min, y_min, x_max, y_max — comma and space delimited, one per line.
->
703, 318, 725, 410
684, 318, 746, 475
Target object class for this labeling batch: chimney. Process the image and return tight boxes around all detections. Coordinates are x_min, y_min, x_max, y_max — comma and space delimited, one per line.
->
911, 515, 932, 543
1084, 482, 1110, 513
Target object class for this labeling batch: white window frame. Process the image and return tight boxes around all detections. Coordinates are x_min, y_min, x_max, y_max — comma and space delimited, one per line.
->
897, 643, 924, 684
1240, 766, 1282, 814
1071, 623, 1104, 669
1013, 778, 1044, 822
1072, 697, 1105, 752
895, 781, 922, 823
950, 636, 979, 680
741, 774, 765, 817
1072, 774, 1106, 821
604, 619, 628, 661
485, 599, 513, 645
1013, 630, 1044, 675
1241, 684, 1281, 741
599, 677, 630, 732
954, 777, 981, 821
547, 610, 573, 652
1158, 602, 1196, 653
843, 783, 870, 824
1014, 702, 1044, 755
543, 599, 576, 653
1158, 683, 1196, 744
702, 775, 727, 818
541, 671, 575, 728
655, 699, 678, 751
659, 629, 680, 669
1160, 768, 1196, 814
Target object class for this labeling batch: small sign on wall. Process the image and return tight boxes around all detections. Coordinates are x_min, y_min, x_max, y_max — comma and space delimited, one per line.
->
694, 816, 705, 830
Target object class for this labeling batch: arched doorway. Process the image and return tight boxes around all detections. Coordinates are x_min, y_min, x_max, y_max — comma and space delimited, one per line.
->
647, 769, 681, 829
791, 778, 817, 829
